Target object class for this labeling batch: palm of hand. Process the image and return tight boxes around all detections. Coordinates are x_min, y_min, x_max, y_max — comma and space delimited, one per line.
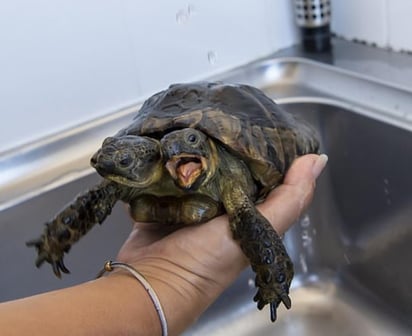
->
115, 155, 323, 309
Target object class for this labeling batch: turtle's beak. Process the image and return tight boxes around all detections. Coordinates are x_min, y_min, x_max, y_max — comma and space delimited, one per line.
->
90, 149, 116, 175
165, 154, 207, 189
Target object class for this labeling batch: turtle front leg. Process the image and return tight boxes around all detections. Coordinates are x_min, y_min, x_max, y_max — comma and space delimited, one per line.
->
26, 181, 122, 277
222, 185, 294, 322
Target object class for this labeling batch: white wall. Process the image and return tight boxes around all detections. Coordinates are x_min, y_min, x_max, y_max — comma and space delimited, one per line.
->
332, 0, 412, 51
0, 0, 298, 154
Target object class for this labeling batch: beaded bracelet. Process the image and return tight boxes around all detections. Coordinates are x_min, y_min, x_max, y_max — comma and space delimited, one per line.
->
98, 260, 168, 336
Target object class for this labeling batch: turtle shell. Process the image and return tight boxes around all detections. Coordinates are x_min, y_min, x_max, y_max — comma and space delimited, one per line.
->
119, 82, 319, 192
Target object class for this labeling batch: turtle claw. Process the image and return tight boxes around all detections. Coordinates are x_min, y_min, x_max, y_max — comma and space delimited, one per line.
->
270, 302, 277, 322
52, 261, 62, 278
26, 238, 43, 248
281, 293, 292, 309
57, 259, 70, 274
26, 234, 70, 278
27, 238, 48, 267
255, 294, 279, 321
51, 259, 70, 278
34, 252, 48, 268
253, 289, 291, 322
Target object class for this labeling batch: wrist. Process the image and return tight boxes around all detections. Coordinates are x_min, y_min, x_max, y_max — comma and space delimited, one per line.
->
129, 260, 211, 336
99, 271, 162, 335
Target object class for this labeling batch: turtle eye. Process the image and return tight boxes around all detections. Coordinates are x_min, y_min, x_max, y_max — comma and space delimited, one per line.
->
187, 133, 198, 144
118, 154, 133, 167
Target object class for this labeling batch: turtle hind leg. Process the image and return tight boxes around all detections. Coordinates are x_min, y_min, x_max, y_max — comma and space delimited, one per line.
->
26, 180, 122, 277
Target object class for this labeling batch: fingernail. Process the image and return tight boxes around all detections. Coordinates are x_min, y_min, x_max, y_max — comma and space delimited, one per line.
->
312, 154, 328, 179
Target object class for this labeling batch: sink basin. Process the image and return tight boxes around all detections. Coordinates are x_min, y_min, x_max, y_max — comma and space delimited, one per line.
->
1, 42, 411, 335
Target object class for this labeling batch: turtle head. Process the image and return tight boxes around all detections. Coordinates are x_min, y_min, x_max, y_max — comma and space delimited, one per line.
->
91, 135, 163, 188
161, 128, 218, 190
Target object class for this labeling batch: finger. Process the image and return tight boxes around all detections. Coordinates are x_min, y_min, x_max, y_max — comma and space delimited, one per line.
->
257, 154, 328, 235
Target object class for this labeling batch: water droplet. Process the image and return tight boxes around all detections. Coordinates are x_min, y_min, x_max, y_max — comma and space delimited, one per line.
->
300, 214, 311, 228
343, 253, 351, 264
176, 9, 189, 24
301, 230, 312, 247
299, 253, 308, 273
383, 179, 392, 205
207, 51, 217, 65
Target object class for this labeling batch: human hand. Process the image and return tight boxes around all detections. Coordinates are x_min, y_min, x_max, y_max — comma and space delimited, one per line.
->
115, 153, 327, 335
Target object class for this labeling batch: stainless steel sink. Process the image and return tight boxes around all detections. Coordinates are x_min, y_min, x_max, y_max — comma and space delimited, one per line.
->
1, 40, 412, 335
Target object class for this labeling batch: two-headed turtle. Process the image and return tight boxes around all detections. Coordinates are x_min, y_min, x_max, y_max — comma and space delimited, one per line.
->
27, 82, 319, 321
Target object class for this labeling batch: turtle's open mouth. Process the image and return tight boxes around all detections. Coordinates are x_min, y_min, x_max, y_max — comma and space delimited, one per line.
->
165, 154, 207, 189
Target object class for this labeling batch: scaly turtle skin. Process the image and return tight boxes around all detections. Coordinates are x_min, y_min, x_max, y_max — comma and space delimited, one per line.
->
27, 82, 319, 322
